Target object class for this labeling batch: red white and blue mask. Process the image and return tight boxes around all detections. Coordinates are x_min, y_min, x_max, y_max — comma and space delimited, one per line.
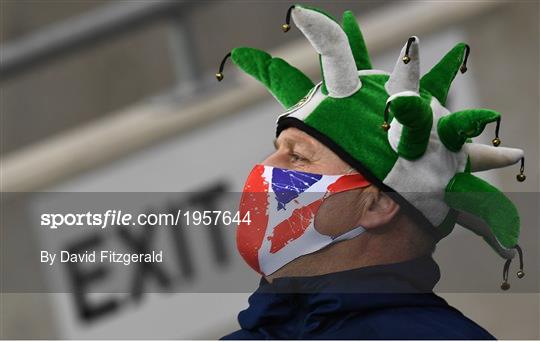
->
237, 164, 371, 276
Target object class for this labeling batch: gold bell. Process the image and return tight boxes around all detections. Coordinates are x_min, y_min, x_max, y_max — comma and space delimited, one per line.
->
382, 122, 391, 131
492, 137, 501, 146
500, 281, 510, 291
282, 5, 294, 33
516, 157, 526, 182
517, 270, 525, 278
402, 55, 410, 64
216, 52, 232, 82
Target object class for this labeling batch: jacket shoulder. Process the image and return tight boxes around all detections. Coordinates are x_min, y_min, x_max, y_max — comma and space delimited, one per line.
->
332, 305, 496, 340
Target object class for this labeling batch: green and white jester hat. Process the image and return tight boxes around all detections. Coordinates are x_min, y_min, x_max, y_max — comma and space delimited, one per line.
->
217, 5, 527, 290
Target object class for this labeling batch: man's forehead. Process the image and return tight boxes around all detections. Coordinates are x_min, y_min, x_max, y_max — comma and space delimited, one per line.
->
275, 128, 319, 148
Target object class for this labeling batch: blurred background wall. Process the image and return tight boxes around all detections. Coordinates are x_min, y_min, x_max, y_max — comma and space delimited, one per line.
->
1, 0, 538, 339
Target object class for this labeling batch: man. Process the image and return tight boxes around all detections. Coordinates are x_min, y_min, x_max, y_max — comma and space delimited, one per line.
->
217, 5, 526, 339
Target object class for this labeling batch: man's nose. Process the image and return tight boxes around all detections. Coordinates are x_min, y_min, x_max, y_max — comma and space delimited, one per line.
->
261, 151, 287, 169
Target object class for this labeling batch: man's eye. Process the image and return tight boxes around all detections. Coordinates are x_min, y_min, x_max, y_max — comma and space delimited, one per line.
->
290, 153, 307, 163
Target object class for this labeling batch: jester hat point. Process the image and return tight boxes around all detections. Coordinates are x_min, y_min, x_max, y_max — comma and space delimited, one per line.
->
217, 5, 527, 289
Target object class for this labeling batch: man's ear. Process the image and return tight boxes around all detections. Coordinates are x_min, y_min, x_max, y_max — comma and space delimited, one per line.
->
358, 188, 400, 229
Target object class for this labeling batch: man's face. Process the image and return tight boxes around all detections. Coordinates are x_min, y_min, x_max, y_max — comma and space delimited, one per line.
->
262, 127, 370, 236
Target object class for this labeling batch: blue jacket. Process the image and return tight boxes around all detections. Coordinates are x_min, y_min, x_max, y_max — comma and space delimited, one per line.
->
222, 256, 495, 340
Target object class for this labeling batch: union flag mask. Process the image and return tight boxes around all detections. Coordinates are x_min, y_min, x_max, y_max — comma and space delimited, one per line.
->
237, 164, 371, 276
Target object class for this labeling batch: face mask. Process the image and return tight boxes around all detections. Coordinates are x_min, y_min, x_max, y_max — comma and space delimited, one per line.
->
237, 164, 371, 276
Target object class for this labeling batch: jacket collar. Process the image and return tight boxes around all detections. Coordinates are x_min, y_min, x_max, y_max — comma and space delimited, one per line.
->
238, 255, 445, 334
261, 254, 441, 293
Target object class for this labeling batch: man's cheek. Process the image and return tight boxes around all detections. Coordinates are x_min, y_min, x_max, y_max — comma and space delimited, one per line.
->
314, 191, 362, 236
